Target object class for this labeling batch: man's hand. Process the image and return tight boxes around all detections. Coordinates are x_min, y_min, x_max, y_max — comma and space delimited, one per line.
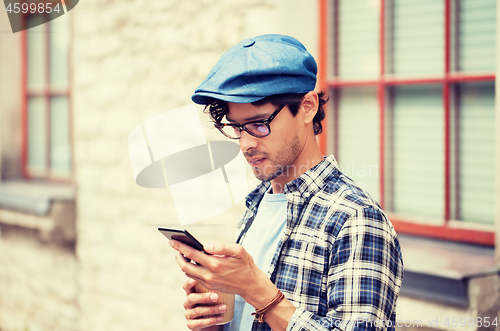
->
171, 240, 297, 331
170, 240, 271, 304
183, 278, 224, 331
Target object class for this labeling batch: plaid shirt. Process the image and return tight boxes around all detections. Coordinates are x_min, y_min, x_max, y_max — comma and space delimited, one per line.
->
236, 155, 404, 331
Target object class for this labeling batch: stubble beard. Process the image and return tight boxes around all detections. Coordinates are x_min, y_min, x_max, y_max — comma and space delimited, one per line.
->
248, 134, 302, 182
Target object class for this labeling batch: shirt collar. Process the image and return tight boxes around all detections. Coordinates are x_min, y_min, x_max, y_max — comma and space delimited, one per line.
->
245, 155, 340, 209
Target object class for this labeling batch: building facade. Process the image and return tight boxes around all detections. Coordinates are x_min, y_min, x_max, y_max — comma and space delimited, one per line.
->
0, 1, 498, 331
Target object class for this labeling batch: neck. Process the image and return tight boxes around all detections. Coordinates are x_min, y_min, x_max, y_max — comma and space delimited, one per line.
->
270, 142, 324, 194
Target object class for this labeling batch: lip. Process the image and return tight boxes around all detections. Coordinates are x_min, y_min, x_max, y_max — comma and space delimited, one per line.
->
248, 157, 265, 167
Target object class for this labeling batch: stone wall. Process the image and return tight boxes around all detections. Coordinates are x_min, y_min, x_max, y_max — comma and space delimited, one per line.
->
0, 225, 79, 331
0, 0, 319, 330
71, 1, 315, 330
9, 1, 499, 331
0, 10, 79, 331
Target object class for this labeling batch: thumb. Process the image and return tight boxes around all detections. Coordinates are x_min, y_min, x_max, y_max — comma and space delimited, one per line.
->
204, 243, 242, 256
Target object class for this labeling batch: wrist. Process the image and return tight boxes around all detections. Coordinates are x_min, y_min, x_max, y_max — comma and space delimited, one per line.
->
252, 289, 285, 323
240, 270, 296, 330
240, 270, 278, 309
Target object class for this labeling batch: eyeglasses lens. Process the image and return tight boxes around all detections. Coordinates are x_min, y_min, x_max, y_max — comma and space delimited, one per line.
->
219, 123, 270, 139
220, 125, 241, 139
246, 123, 269, 136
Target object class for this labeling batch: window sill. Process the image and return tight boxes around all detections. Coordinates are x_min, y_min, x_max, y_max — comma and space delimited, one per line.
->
0, 180, 76, 246
399, 234, 498, 307
390, 212, 495, 246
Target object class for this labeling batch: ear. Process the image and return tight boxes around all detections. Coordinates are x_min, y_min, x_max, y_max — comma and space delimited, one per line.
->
301, 91, 319, 124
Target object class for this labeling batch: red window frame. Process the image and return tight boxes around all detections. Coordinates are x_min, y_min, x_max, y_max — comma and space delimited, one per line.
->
318, 0, 495, 246
20, 8, 73, 183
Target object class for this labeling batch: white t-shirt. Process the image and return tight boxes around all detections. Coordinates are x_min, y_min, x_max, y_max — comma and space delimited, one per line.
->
225, 189, 287, 331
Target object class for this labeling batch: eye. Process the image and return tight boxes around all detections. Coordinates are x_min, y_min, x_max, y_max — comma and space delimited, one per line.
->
247, 123, 269, 135
217, 124, 241, 138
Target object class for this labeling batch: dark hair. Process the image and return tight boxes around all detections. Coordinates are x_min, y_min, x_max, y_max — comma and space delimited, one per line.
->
204, 91, 328, 135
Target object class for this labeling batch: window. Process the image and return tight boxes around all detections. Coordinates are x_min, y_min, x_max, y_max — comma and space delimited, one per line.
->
319, 0, 496, 245
22, 12, 72, 180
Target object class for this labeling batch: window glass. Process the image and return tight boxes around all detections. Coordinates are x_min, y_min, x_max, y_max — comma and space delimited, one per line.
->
456, 83, 495, 224
27, 15, 46, 90
390, 0, 444, 76
338, 0, 379, 79
324, 0, 496, 243
28, 97, 46, 175
25, 16, 72, 179
50, 96, 71, 176
391, 85, 444, 219
50, 14, 70, 89
457, 0, 496, 72
337, 87, 380, 202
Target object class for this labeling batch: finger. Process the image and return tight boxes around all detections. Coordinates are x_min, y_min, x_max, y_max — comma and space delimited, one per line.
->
186, 315, 224, 330
185, 301, 228, 320
183, 292, 219, 310
170, 240, 209, 265
175, 252, 201, 276
175, 254, 214, 290
204, 243, 245, 257
182, 278, 197, 295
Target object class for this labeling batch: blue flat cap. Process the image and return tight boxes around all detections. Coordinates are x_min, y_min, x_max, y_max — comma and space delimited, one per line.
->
192, 34, 317, 104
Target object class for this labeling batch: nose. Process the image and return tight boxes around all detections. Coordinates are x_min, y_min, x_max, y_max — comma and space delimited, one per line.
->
238, 130, 258, 152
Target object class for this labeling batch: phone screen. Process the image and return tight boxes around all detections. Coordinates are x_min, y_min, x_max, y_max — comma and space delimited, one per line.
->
158, 228, 205, 252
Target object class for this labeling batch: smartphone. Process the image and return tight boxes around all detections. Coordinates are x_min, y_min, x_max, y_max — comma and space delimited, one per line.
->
158, 227, 206, 253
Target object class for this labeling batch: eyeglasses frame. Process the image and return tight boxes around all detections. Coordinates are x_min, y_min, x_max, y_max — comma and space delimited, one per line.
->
214, 104, 286, 139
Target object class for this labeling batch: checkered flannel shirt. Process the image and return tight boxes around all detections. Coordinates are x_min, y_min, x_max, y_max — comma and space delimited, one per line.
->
236, 155, 404, 331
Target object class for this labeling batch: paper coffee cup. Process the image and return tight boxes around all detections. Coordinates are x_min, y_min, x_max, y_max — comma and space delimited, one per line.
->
195, 283, 235, 325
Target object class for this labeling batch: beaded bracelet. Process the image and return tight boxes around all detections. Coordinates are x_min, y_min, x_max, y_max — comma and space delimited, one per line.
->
251, 289, 285, 323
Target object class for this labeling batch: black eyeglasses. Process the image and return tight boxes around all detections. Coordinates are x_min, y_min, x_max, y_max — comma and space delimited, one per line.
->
214, 105, 285, 139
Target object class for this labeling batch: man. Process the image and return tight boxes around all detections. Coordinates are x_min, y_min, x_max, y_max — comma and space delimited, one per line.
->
169, 34, 404, 331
